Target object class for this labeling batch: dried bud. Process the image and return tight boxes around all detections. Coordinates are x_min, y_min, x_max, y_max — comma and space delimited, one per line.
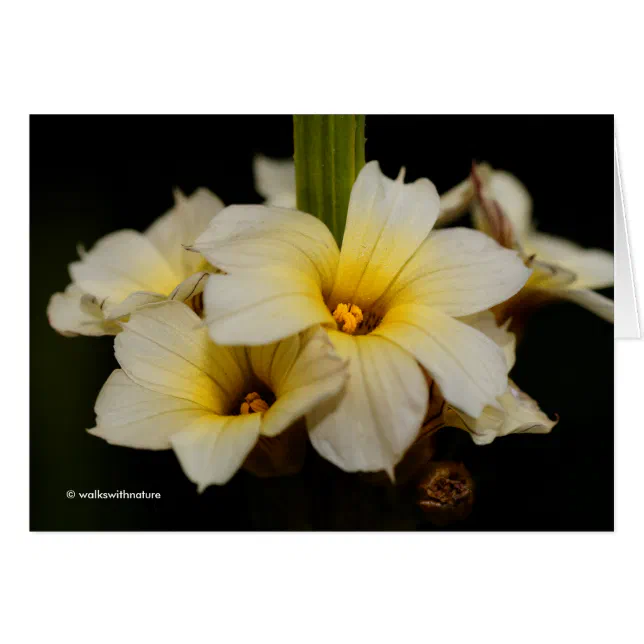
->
417, 461, 474, 526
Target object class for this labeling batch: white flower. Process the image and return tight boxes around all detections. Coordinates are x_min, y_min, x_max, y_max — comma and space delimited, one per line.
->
473, 169, 614, 322
193, 161, 531, 476
47, 188, 223, 336
89, 301, 348, 491
444, 311, 557, 444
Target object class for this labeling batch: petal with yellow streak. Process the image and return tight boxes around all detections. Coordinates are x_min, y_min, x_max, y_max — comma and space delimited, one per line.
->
307, 330, 428, 478
329, 161, 440, 310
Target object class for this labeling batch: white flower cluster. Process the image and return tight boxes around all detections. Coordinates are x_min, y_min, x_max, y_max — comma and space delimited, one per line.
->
48, 158, 613, 491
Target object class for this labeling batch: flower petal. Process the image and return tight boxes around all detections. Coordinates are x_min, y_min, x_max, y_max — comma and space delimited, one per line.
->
435, 163, 493, 227
307, 331, 428, 478
376, 228, 531, 317
168, 271, 210, 303
191, 204, 341, 345
259, 328, 349, 437
528, 232, 614, 290
170, 414, 261, 490
145, 188, 224, 278
374, 304, 508, 417
89, 369, 210, 449
253, 155, 296, 208
47, 284, 119, 336
484, 170, 533, 242
525, 256, 578, 289
70, 230, 181, 303
202, 266, 335, 346
95, 272, 210, 322
445, 379, 557, 445
558, 289, 614, 323
104, 291, 167, 321
246, 333, 300, 391
470, 167, 517, 249
435, 174, 474, 227
459, 311, 516, 370
115, 301, 248, 413
192, 205, 339, 295
329, 161, 440, 310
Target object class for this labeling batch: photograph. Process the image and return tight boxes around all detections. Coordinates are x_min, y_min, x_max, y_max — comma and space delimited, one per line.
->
30, 114, 614, 531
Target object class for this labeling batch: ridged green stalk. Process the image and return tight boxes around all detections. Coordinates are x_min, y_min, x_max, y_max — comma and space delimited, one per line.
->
293, 115, 366, 245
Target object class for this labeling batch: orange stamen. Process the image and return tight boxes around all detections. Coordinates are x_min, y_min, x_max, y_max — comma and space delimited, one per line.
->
332, 303, 364, 334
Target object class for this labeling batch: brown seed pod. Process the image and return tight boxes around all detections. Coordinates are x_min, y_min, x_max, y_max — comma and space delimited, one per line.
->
417, 461, 474, 526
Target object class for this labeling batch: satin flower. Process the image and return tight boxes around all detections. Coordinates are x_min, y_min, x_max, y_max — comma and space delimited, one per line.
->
47, 188, 223, 336
193, 161, 531, 476
472, 169, 614, 323
89, 301, 348, 491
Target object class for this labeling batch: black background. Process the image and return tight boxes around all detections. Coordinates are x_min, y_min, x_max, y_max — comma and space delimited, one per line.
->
30, 115, 614, 530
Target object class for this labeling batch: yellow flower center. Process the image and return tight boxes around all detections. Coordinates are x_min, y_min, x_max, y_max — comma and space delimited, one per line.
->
332, 303, 364, 334
240, 392, 270, 414
331, 302, 384, 335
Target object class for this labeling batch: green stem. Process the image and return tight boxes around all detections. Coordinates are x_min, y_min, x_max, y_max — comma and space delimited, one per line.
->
293, 115, 366, 245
